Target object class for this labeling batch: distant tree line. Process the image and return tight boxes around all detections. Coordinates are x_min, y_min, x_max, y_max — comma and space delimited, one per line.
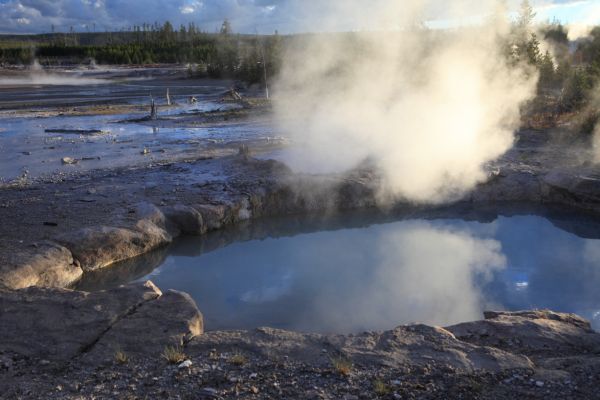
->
0, 20, 282, 85
2, 3, 600, 124
495, 0, 600, 132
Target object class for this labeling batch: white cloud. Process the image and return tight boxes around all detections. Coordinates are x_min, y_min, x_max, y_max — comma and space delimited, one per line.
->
180, 6, 195, 14
179, 0, 202, 15
535, 0, 590, 12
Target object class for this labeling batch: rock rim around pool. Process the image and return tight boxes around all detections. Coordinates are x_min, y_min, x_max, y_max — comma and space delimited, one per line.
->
2, 280, 600, 398
4, 149, 600, 291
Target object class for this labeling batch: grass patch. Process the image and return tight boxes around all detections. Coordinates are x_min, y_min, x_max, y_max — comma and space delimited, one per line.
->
114, 349, 129, 365
229, 352, 248, 366
330, 356, 352, 376
162, 345, 187, 364
373, 379, 391, 396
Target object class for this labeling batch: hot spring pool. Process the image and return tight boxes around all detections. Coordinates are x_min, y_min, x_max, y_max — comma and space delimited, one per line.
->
76, 207, 600, 333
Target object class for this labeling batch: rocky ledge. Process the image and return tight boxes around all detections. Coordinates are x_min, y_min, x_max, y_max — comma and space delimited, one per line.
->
0, 155, 381, 290
1, 281, 599, 399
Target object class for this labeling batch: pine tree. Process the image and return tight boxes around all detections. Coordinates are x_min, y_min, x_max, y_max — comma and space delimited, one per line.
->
220, 19, 232, 35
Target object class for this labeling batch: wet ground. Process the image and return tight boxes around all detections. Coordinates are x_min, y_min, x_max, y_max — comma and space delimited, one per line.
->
0, 65, 206, 108
0, 66, 281, 183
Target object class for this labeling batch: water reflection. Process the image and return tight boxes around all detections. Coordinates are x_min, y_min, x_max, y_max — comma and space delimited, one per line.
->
76, 207, 600, 332
75, 245, 169, 292
284, 222, 507, 332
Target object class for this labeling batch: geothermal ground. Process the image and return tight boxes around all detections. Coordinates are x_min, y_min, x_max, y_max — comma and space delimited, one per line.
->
2, 67, 600, 399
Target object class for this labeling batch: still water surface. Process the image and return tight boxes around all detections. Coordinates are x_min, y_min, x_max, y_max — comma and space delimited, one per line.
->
77, 209, 600, 333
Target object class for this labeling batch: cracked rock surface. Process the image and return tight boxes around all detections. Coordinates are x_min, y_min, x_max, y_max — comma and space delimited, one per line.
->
1, 294, 600, 399
0, 281, 203, 363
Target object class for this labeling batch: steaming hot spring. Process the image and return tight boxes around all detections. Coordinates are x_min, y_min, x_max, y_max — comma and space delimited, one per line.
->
76, 207, 600, 332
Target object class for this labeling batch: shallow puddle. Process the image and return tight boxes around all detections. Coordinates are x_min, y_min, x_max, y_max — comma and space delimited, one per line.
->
0, 103, 272, 181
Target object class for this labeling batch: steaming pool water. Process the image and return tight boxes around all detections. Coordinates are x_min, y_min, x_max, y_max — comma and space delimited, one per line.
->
77, 208, 600, 333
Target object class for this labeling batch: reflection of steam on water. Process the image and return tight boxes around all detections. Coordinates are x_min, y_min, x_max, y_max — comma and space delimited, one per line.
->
241, 271, 293, 303
294, 221, 506, 332
0, 59, 108, 86
275, 0, 537, 204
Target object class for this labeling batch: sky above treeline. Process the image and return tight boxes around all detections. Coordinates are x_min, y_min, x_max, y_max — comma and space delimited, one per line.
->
0, 0, 599, 34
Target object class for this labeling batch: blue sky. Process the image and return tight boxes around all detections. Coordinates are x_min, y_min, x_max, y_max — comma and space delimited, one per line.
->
536, 0, 600, 24
0, 0, 599, 34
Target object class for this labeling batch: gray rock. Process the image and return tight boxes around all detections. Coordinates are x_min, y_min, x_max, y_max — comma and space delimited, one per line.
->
188, 324, 533, 373
0, 281, 161, 361
483, 310, 592, 330
57, 223, 170, 271
195, 204, 229, 231
0, 241, 82, 289
134, 202, 167, 229
162, 204, 206, 235
472, 170, 541, 203
83, 289, 203, 362
446, 310, 600, 360
542, 169, 600, 207
61, 157, 77, 165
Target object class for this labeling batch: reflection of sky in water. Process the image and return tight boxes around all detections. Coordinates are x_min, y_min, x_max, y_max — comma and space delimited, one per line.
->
137, 215, 600, 333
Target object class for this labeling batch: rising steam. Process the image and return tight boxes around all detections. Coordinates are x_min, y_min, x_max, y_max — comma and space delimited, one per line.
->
274, 0, 538, 204
0, 60, 108, 86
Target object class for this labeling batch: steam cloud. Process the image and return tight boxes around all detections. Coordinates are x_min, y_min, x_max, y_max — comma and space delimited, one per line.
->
274, 0, 538, 204
0, 60, 108, 86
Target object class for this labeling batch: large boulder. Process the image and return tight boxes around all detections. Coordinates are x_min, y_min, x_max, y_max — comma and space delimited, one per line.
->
57, 223, 171, 272
83, 290, 203, 363
0, 281, 161, 361
162, 204, 206, 235
446, 310, 600, 360
0, 241, 82, 289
